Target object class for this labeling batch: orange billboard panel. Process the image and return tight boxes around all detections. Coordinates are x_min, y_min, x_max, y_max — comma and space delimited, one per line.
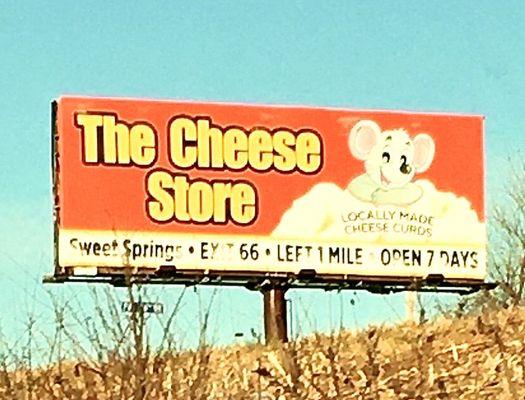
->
54, 96, 486, 282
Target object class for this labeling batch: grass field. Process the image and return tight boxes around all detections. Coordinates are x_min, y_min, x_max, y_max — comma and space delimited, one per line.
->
2, 300, 524, 399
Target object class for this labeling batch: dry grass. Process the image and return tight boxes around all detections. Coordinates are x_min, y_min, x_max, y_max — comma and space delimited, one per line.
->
2, 301, 525, 399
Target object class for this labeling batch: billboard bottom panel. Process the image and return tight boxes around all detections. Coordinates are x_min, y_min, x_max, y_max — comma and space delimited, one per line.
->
58, 230, 486, 281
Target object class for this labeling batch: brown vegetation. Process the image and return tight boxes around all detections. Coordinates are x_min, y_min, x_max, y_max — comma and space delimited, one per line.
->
2, 303, 525, 399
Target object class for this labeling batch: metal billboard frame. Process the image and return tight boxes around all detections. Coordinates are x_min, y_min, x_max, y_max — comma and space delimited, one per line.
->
48, 99, 495, 295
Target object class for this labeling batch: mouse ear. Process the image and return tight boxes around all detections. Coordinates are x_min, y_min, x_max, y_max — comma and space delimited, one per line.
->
412, 133, 435, 173
348, 120, 381, 160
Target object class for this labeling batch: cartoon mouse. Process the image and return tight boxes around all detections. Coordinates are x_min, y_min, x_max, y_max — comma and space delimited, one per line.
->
347, 120, 435, 206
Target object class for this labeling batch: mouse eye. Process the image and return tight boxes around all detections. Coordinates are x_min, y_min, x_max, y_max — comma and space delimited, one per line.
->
382, 152, 390, 163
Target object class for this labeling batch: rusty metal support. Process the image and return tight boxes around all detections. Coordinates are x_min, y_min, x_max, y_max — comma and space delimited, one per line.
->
263, 287, 288, 344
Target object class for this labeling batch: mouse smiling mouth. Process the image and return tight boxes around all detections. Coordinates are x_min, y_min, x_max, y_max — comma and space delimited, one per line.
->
380, 170, 391, 186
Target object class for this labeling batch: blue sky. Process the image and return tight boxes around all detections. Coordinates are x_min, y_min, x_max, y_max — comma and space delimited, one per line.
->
1, 1, 524, 350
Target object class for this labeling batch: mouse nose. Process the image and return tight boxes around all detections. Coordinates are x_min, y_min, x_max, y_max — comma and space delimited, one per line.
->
400, 155, 411, 174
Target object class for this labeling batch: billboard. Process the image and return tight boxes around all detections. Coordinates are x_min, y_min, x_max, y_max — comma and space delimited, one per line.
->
52, 96, 486, 286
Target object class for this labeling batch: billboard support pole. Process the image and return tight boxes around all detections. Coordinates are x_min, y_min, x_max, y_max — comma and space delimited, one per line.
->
263, 286, 288, 344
